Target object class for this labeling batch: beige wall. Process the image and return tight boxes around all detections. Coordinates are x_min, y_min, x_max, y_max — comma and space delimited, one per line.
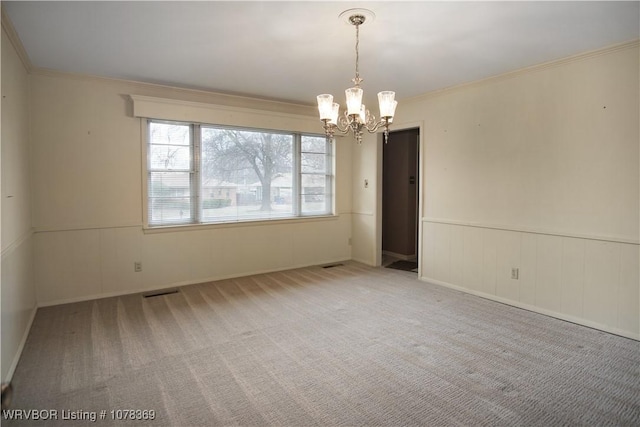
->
350, 132, 379, 265
30, 72, 353, 306
404, 43, 639, 338
411, 44, 639, 241
1, 24, 37, 382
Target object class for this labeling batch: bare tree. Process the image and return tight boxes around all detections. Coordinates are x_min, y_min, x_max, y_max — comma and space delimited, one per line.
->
201, 128, 292, 211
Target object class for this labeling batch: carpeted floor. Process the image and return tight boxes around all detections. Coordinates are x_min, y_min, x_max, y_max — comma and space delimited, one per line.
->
5, 262, 640, 426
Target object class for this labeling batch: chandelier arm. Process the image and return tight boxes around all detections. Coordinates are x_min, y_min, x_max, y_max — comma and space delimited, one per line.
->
336, 114, 352, 133
364, 110, 377, 128
365, 120, 387, 133
363, 118, 392, 143
364, 121, 384, 133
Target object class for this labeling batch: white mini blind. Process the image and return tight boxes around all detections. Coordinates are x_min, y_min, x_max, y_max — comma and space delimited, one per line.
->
147, 121, 195, 225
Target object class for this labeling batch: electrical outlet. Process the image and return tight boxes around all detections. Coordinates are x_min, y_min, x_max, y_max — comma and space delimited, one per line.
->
511, 268, 519, 280
134, 262, 142, 272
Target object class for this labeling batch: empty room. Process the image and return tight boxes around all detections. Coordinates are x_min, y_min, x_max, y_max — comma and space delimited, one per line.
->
1, 1, 639, 425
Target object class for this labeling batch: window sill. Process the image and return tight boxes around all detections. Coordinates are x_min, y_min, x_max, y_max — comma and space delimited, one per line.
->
142, 214, 340, 234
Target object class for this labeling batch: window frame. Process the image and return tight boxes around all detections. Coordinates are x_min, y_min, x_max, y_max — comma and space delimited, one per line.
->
143, 119, 335, 230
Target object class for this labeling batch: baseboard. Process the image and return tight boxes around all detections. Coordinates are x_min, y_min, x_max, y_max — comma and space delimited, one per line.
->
419, 275, 640, 342
37, 257, 353, 308
4, 305, 38, 383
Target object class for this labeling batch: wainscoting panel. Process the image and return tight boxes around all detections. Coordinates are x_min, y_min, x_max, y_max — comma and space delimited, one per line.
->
99, 227, 143, 295
495, 230, 521, 302
35, 215, 352, 306
584, 240, 620, 328
560, 237, 586, 319
34, 229, 102, 303
619, 244, 640, 333
481, 228, 498, 297
421, 220, 639, 339
1, 233, 37, 381
535, 234, 563, 313
462, 226, 483, 293
519, 232, 537, 307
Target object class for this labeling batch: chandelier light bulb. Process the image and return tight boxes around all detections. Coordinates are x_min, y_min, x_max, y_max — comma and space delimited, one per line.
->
329, 102, 340, 125
359, 104, 367, 124
378, 91, 397, 118
345, 87, 364, 116
317, 94, 334, 121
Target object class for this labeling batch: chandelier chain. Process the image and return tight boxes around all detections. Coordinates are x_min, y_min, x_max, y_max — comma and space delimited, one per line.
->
354, 23, 360, 86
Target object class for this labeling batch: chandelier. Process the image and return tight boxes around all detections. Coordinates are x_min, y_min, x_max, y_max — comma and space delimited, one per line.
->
317, 9, 397, 144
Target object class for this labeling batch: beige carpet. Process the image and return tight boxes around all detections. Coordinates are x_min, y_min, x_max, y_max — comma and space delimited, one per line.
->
5, 262, 640, 426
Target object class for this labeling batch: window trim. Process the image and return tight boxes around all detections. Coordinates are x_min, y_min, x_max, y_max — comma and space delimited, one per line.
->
142, 212, 341, 234
142, 119, 335, 231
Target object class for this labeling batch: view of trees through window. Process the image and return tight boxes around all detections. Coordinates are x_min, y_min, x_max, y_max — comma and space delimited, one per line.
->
147, 121, 332, 226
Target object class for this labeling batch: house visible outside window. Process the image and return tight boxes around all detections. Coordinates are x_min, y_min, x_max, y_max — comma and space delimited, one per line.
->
146, 120, 333, 227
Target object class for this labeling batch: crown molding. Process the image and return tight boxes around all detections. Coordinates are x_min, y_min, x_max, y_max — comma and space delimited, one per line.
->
1, 6, 32, 73
405, 39, 640, 104
29, 66, 318, 117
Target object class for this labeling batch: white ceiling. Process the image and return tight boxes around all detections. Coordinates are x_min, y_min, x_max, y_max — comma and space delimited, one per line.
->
4, 1, 639, 108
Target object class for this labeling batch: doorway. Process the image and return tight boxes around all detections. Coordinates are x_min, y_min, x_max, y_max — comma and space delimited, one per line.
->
381, 128, 420, 271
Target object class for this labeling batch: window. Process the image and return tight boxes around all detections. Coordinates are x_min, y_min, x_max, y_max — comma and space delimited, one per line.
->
146, 120, 333, 227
